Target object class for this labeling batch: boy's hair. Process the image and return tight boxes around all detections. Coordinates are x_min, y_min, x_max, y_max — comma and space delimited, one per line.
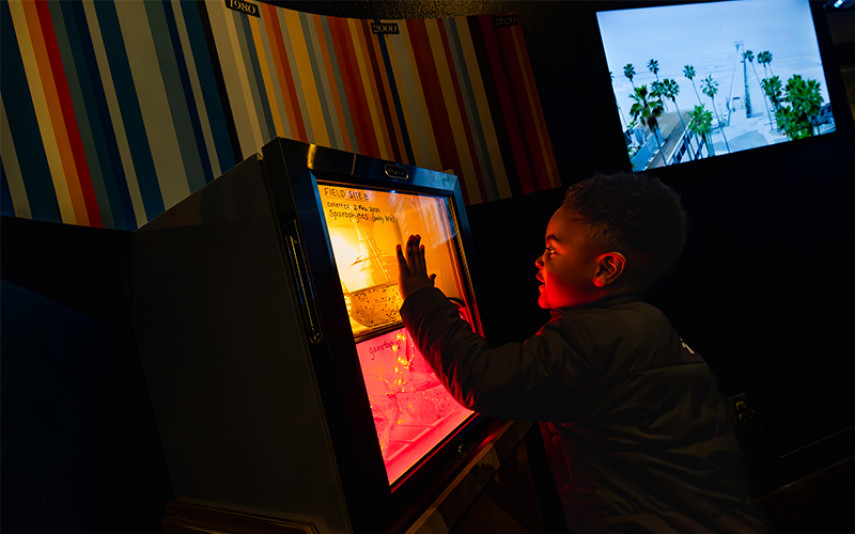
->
562, 172, 686, 290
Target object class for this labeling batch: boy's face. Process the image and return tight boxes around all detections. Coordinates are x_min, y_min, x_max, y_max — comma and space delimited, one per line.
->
535, 207, 605, 309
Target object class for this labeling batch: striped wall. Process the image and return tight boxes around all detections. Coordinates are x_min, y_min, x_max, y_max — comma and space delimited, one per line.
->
1, 0, 559, 230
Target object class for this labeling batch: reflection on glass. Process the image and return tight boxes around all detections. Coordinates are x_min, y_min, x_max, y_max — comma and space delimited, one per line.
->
319, 184, 468, 337
356, 327, 472, 484
344, 222, 402, 329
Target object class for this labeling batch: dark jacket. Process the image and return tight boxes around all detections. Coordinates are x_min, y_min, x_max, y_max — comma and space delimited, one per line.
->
401, 287, 765, 533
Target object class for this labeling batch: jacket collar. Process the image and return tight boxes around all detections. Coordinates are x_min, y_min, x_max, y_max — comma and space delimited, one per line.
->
550, 293, 641, 317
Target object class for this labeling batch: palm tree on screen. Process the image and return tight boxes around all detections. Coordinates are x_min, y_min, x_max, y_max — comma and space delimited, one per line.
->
661, 78, 696, 158
745, 49, 773, 125
776, 74, 824, 139
683, 65, 703, 107
688, 104, 714, 158
624, 63, 637, 89
650, 81, 667, 111
610, 70, 629, 130
757, 50, 774, 78
761, 75, 783, 112
702, 74, 731, 153
761, 74, 783, 131
647, 59, 660, 82
629, 85, 665, 163
741, 49, 754, 116
648, 59, 666, 110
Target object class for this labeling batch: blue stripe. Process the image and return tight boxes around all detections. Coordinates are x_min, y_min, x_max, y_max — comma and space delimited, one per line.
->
445, 18, 498, 200
1, 156, 15, 217
179, 1, 237, 173
93, 0, 165, 220
320, 16, 357, 152
300, 12, 338, 149
161, 0, 214, 185
47, 1, 116, 228
373, 20, 415, 165
145, 1, 206, 193
0, 2, 61, 222
54, 1, 109, 229
63, 1, 136, 230
238, 13, 276, 143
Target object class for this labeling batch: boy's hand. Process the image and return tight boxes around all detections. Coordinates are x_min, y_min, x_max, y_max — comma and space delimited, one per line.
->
396, 234, 437, 301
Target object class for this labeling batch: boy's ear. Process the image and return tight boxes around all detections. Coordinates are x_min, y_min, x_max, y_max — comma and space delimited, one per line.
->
593, 252, 626, 288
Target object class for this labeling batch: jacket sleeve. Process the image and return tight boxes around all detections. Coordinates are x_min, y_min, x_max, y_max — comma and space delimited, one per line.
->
400, 287, 596, 422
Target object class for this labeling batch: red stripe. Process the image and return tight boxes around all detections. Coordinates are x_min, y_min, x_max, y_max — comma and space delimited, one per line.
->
312, 15, 350, 152
361, 21, 404, 163
262, 4, 308, 141
326, 17, 363, 151
478, 15, 534, 195
328, 17, 378, 158
498, 23, 543, 191
436, 19, 486, 204
352, 21, 389, 159
36, 0, 102, 226
346, 21, 380, 159
406, 20, 462, 184
514, 26, 559, 188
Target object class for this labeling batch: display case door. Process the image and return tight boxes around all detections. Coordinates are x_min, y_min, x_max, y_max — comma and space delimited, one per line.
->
317, 183, 477, 485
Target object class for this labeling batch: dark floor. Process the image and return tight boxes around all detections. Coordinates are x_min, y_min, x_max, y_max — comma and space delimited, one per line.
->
755, 455, 855, 534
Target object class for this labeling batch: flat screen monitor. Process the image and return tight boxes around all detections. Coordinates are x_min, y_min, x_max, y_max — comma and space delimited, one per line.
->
596, 0, 836, 171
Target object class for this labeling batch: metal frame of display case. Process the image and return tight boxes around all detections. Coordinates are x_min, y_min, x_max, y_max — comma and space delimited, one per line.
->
134, 138, 524, 533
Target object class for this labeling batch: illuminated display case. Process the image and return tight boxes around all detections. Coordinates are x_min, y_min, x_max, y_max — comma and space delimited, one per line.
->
132, 138, 523, 533
319, 184, 475, 484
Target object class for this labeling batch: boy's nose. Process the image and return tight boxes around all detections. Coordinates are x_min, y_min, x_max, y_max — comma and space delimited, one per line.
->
535, 255, 544, 269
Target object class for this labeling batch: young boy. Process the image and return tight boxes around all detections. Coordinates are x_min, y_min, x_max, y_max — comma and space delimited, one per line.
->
396, 173, 765, 533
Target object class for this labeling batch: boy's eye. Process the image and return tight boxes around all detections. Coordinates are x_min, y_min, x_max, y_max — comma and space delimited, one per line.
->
545, 247, 556, 256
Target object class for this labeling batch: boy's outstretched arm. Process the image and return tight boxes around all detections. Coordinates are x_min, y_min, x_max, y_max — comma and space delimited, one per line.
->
396, 234, 436, 301
396, 233, 591, 421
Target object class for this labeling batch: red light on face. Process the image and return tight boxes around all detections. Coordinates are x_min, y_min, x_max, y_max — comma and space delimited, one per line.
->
356, 328, 472, 484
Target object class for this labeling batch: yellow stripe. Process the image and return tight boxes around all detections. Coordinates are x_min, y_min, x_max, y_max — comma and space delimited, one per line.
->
115, 0, 190, 210
512, 27, 558, 189
268, 7, 297, 139
259, 5, 292, 141
228, 6, 266, 151
304, 13, 341, 150
207, 3, 260, 156
368, 32, 408, 164
0, 96, 32, 218
315, 16, 351, 152
348, 18, 390, 159
169, 0, 221, 178
274, 8, 302, 141
455, 16, 510, 199
8, 0, 77, 224
24, 1, 91, 225
426, 19, 481, 204
283, 10, 329, 147
249, 11, 285, 140
385, 21, 441, 170
81, 0, 146, 227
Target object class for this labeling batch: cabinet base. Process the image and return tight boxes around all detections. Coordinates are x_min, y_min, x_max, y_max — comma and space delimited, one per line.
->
162, 501, 318, 534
